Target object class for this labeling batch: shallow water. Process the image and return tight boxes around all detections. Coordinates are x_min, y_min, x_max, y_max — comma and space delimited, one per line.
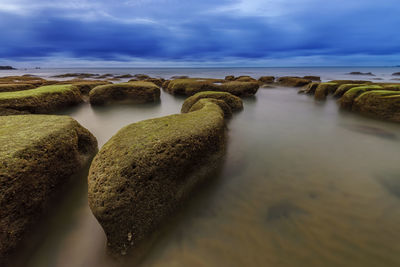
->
6, 71, 400, 266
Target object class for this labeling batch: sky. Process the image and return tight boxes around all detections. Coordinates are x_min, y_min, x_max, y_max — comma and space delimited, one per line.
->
0, 0, 400, 67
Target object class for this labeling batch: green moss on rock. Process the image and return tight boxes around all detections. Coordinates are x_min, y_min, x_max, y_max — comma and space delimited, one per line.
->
0, 84, 35, 93
333, 84, 364, 98
352, 90, 400, 122
89, 82, 160, 105
298, 82, 320, 94
314, 83, 338, 100
258, 76, 275, 84
277, 77, 312, 87
0, 115, 97, 260
0, 85, 82, 114
339, 85, 383, 109
181, 91, 243, 113
88, 100, 226, 255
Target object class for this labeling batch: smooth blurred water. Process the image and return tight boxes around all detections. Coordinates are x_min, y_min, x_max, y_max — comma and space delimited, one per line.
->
6, 68, 400, 267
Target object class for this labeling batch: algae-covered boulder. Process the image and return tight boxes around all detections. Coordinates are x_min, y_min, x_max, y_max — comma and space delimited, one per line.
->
219, 81, 259, 97
189, 98, 233, 118
165, 78, 258, 97
89, 82, 160, 105
0, 84, 35, 93
303, 76, 321, 81
225, 75, 235, 81
298, 82, 320, 94
333, 84, 365, 98
339, 85, 383, 109
0, 85, 82, 114
352, 90, 400, 122
69, 81, 111, 95
234, 76, 257, 82
328, 80, 372, 85
258, 76, 275, 84
181, 91, 243, 113
0, 76, 46, 87
88, 100, 226, 255
0, 115, 97, 260
277, 77, 312, 87
165, 78, 221, 95
314, 83, 338, 100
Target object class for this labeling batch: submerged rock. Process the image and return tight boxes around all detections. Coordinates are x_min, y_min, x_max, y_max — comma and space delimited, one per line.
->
181, 91, 243, 113
0, 85, 82, 115
352, 90, 400, 122
88, 99, 227, 255
0, 115, 97, 260
277, 77, 311, 87
347, 72, 375, 76
89, 82, 160, 105
392, 72, 400, 76
0, 66, 15, 70
51, 73, 99, 79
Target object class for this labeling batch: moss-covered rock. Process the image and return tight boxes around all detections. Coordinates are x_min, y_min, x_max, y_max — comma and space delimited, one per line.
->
0, 84, 35, 93
181, 91, 243, 113
189, 98, 232, 118
314, 83, 338, 100
165, 78, 221, 95
88, 100, 226, 255
277, 77, 312, 87
0, 76, 46, 87
219, 81, 259, 97
0, 115, 97, 260
352, 90, 400, 122
333, 84, 365, 98
339, 85, 383, 109
258, 76, 275, 84
303, 76, 321, 81
234, 76, 257, 82
143, 78, 165, 87
298, 82, 320, 94
89, 82, 160, 105
328, 80, 372, 85
0, 85, 82, 114
225, 75, 235, 81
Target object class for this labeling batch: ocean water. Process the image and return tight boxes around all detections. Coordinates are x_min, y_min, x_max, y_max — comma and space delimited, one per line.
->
3, 68, 400, 267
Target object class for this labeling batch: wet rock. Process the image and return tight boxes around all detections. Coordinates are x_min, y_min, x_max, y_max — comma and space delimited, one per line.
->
277, 77, 312, 87
0, 66, 15, 70
266, 201, 308, 222
89, 82, 160, 105
0, 115, 97, 260
133, 74, 151, 80
333, 84, 365, 98
225, 75, 235, 81
352, 90, 400, 122
314, 83, 338, 100
392, 72, 400, 76
258, 76, 275, 84
328, 80, 372, 85
88, 99, 227, 255
51, 73, 99, 79
219, 81, 259, 97
339, 85, 383, 110
181, 91, 243, 113
0, 84, 35, 93
0, 85, 83, 115
234, 76, 257, 82
303, 76, 321, 81
114, 74, 135, 79
170, 75, 189, 79
143, 78, 165, 87
298, 82, 320, 94
347, 72, 375, 76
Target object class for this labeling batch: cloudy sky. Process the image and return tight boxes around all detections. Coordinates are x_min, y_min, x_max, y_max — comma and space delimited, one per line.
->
1, 0, 399, 67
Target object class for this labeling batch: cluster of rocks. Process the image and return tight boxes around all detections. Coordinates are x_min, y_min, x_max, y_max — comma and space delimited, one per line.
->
299, 80, 400, 122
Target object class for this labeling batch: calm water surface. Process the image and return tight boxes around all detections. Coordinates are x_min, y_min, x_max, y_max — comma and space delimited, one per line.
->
6, 69, 400, 267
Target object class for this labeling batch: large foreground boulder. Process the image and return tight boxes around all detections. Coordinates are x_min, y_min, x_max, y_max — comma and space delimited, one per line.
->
88, 100, 227, 255
352, 91, 400, 122
181, 91, 243, 113
0, 115, 98, 261
89, 82, 160, 105
0, 85, 82, 115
